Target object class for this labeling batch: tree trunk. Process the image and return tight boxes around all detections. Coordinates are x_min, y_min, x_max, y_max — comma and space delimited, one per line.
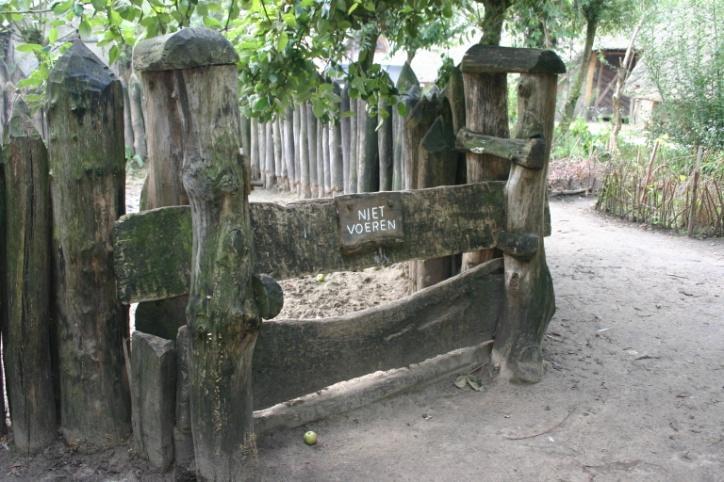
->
3, 100, 57, 453
48, 41, 131, 449
559, 16, 598, 134
480, 0, 511, 46
493, 74, 557, 383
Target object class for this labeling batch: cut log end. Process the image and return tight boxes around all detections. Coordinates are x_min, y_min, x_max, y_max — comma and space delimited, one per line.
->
462, 46, 566, 75
133, 27, 238, 72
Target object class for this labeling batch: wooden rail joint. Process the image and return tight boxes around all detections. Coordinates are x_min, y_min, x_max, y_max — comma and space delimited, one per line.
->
497, 231, 539, 260
252, 274, 284, 319
456, 128, 545, 169
461, 45, 566, 75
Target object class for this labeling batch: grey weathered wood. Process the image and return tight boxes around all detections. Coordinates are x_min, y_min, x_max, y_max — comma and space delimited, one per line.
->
0, 143, 6, 438
404, 94, 440, 190
356, 98, 378, 193
494, 74, 557, 383
264, 122, 275, 188
252, 274, 284, 320
340, 85, 351, 193
306, 104, 318, 196
298, 107, 311, 198
348, 95, 358, 193
456, 128, 545, 169
175, 37, 259, 477
137, 69, 188, 210
133, 27, 238, 72
283, 108, 295, 189
316, 115, 324, 196
273, 119, 284, 188
254, 340, 493, 433
322, 121, 331, 194
461, 45, 566, 75
378, 94, 393, 191
393, 64, 421, 191
253, 258, 503, 408
250, 118, 260, 180
461, 63, 510, 270
3, 99, 57, 453
131, 331, 176, 471
113, 182, 506, 303
48, 40, 131, 448
173, 326, 195, 479
330, 112, 343, 193
413, 113, 459, 290
129, 73, 147, 159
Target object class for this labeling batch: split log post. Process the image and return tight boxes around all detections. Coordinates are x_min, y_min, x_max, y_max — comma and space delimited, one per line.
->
340, 85, 351, 193
306, 104, 318, 196
135, 46, 188, 210
322, 121, 331, 195
273, 119, 284, 189
47, 40, 131, 448
173, 325, 195, 478
129, 73, 147, 160
240, 115, 251, 175
298, 105, 311, 198
2, 100, 57, 453
135, 36, 200, 340
0, 141, 6, 438
283, 108, 295, 191
292, 106, 301, 192
316, 115, 324, 196
356, 98, 378, 193
136, 28, 263, 479
378, 85, 394, 191
330, 114, 343, 194
258, 122, 267, 183
250, 118, 260, 181
494, 73, 557, 383
396, 63, 421, 190
460, 65, 509, 269
264, 122, 274, 188
348, 94, 358, 193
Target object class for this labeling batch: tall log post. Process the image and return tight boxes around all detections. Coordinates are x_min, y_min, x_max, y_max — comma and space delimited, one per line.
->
356, 98, 378, 193
298, 106, 311, 198
378, 95, 393, 191
283, 108, 295, 190
460, 71, 509, 269
264, 122, 274, 189
47, 41, 131, 448
348, 95, 358, 193
494, 74, 557, 383
330, 116, 343, 194
306, 104, 318, 196
316, 116, 324, 196
134, 28, 263, 479
340, 85, 351, 193
3, 100, 57, 453
129, 73, 147, 160
0, 142, 6, 438
250, 118, 260, 181
273, 119, 284, 189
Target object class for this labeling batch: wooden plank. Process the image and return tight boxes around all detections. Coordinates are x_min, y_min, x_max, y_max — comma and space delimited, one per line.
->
254, 341, 493, 433
252, 258, 503, 409
461, 45, 565, 75
113, 182, 506, 303
456, 127, 545, 169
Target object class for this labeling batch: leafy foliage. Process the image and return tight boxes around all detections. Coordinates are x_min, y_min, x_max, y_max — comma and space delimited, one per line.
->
640, 0, 723, 150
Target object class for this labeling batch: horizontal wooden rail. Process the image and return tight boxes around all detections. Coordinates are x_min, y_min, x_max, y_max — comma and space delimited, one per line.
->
456, 128, 545, 169
113, 182, 505, 304
461, 45, 565, 75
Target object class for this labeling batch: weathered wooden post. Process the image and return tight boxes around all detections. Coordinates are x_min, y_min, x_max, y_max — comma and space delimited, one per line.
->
134, 28, 261, 479
458, 46, 563, 382
47, 40, 131, 448
0, 133, 7, 439
3, 99, 57, 453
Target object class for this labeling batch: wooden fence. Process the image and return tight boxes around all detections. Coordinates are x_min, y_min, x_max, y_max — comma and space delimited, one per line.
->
0, 27, 563, 480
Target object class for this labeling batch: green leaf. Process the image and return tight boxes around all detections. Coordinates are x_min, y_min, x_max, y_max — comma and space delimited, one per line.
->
48, 28, 59, 44
79, 19, 92, 37
277, 31, 288, 51
16, 43, 44, 53
109, 45, 120, 64
52, 0, 74, 14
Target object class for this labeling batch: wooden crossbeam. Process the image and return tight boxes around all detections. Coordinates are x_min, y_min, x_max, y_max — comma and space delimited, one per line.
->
113, 182, 506, 304
461, 45, 566, 75
456, 128, 545, 169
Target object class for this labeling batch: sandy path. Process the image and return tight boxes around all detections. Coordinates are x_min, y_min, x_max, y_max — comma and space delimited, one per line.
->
253, 197, 724, 481
2, 196, 723, 481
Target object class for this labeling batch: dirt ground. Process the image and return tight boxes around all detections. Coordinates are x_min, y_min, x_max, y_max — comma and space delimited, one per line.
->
1, 191, 723, 481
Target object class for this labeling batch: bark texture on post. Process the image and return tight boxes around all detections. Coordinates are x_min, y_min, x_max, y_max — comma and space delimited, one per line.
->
494, 74, 557, 383
0, 142, 6, 438
135, 28, 261, 479
356, 99, 378, 193
47, 40, 130, 448
3, 100, 57, 453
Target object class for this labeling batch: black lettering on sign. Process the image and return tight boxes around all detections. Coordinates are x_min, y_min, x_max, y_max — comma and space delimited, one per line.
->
336, 193, 404, 254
